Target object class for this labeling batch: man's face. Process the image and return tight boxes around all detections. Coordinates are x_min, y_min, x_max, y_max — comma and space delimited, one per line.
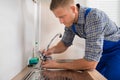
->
52, 6, 75, 27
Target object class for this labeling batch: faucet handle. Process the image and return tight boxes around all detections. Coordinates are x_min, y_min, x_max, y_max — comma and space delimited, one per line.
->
37, 51, 52, 61
43, 55, 52, 61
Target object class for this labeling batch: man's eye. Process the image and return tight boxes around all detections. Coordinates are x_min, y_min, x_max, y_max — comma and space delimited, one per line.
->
60, 16, 64, 18
60, 15, 65, 18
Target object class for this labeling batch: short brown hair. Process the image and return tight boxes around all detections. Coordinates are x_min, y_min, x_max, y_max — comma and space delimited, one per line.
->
50, 0, 74, 10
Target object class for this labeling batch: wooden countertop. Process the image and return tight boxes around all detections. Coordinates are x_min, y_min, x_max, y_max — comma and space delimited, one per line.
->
12, 67, 31, 80
12, 59, 107, 80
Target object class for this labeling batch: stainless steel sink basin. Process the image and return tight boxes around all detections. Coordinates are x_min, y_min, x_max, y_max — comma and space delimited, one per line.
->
22, 69, 44, 80
22, 59, 85, 80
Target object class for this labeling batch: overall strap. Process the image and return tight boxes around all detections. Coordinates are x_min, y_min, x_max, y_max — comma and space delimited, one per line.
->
84, 8, 92, 20
72, 8, 92, 35
71, 24, 79, 35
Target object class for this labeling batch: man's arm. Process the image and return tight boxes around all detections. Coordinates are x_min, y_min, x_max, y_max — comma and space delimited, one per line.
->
42, 41, 98, 70
44, 41, 68, 55
57, 59, 98, 70
42, 58, 98, 70
53, 41, 69, 53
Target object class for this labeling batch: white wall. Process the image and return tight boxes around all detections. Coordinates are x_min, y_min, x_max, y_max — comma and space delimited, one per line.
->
87, 0, 120, 26
0, 0, 34, 80
75, 0, 87, 6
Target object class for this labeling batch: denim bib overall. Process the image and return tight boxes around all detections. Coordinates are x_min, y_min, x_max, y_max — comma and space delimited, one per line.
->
72, 8, 120, 80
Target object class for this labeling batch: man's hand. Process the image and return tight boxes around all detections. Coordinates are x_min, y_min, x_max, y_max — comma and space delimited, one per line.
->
41, 47, 55, 56
42, 60, 59, 69
41, 41, 68, 56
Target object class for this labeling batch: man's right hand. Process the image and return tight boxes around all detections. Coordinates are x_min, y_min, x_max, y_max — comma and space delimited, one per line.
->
42, 47, 55, 56
42, 41, 68, 56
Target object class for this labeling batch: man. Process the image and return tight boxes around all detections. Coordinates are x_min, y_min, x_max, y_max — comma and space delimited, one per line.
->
42, 0, 120, 79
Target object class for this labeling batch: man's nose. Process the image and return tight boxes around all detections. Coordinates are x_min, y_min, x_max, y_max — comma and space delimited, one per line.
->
59, 18, 64, 24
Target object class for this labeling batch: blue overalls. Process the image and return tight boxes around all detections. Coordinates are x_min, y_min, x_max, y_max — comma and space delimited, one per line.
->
72, 8, 120, 80
96, 40, 120, 80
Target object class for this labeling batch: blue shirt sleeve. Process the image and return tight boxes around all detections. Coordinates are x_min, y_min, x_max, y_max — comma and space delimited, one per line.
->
61, 27, 75, 47
84, 9, 106, 61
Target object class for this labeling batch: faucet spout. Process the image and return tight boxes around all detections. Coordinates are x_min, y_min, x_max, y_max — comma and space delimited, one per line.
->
46, 33, 62, 51
38, 33, 62, 61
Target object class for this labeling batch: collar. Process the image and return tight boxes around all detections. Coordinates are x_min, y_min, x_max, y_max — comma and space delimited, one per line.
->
76, 4, 86, 25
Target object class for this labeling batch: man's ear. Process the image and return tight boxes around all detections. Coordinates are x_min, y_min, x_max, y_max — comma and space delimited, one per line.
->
70, 5, 76, 13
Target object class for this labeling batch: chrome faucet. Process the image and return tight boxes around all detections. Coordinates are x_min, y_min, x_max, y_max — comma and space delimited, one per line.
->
39, 33, 62, 61
46, 33, 62, 51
